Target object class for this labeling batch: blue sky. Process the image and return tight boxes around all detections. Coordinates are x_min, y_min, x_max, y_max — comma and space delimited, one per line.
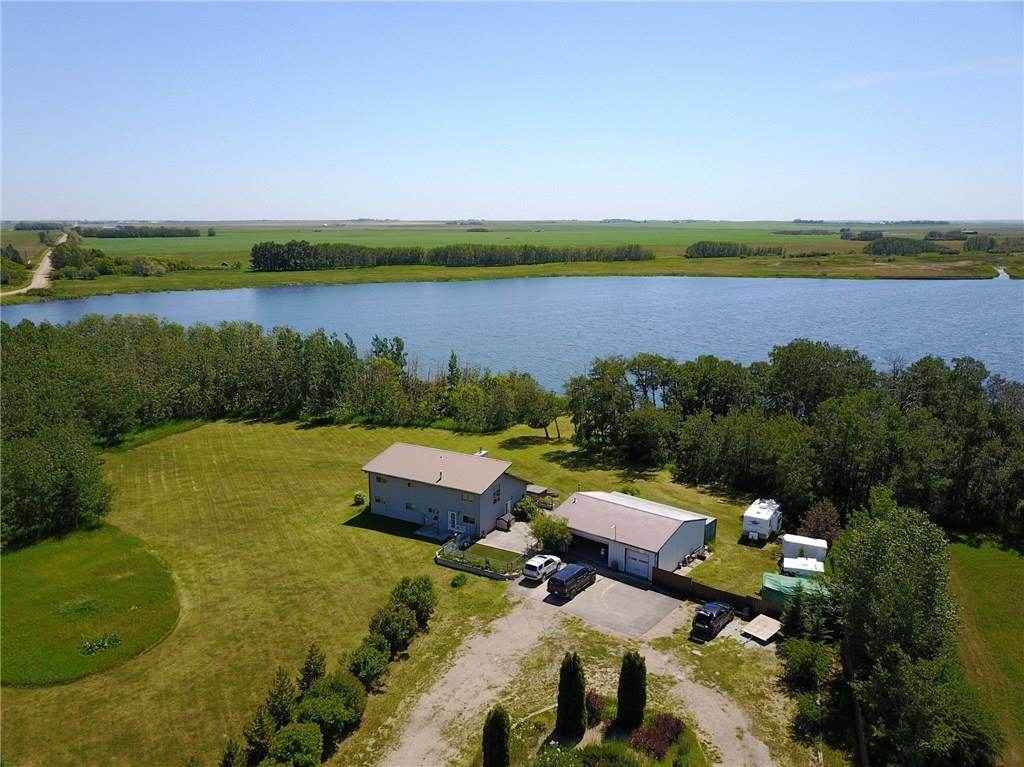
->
2, 2, 1022, 220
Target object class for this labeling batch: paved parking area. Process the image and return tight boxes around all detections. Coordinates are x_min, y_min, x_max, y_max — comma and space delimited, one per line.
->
510, 572, 680, 637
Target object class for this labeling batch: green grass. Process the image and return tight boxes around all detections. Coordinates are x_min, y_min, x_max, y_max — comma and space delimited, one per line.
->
5, 222, 1020, 304
949, 540, 1024, 767
462, 543, 524, 568
651, 631, 849, 767
0, 420, 759, 765
0, 524, 180, 686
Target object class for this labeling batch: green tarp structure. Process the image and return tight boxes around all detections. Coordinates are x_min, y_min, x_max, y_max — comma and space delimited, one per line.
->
761, 572, 827, 612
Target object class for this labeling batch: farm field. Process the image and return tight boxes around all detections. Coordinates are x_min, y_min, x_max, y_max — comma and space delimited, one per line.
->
4, 221, 1020, 304
949, 540, 1024, 766
0, 419, 759, 766
0, 229, 51, 265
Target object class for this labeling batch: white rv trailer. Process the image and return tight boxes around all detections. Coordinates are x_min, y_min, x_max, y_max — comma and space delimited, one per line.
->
780, 533, 828, 563
742, 498, 782, 541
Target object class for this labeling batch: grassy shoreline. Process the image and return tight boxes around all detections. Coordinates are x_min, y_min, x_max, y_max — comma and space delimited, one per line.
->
2, 251, 1016, 305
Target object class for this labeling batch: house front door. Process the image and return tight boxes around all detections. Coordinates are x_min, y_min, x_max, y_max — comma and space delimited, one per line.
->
448, 510, 458, 532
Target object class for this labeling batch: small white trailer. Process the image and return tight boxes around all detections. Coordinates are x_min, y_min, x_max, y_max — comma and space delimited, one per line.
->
782, 556, 825, 579
742, 499, 782, 541
780, 533, 828, 562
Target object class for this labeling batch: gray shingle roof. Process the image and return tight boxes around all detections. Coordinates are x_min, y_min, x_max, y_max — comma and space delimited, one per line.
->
362, 443, 511, 495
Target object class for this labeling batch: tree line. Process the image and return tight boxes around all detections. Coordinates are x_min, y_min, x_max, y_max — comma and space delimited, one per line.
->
864, 237, 953, 256
684, 241, 785, 258
0, 317, 558, 549
565, 342, 1024, 538
249, 240, 652, 271
49, 241, 191, 280
780, 488, 1004, 767
74, 225, 201, 238
12, 222, 65, 230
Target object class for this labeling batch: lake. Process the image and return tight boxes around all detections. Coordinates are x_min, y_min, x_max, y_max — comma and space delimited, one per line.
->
3, 276, 1022, 388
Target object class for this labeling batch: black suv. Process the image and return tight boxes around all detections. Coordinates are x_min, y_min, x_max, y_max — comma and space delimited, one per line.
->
691, 601, 735, 639
546, 563, 597, 600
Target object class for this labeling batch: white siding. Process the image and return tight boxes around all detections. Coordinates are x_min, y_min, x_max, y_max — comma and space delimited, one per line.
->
478, 473, 528, 534
655, 519, 706, 572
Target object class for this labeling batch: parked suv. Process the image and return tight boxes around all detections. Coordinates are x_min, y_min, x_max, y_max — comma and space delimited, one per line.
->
691, 602, 735, 639
523, 554, 562, 582
546, 563, 597, 600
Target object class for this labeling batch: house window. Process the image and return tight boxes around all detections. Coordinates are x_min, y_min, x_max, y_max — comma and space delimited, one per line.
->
493, 484, 501, 504
374, 496, 382, 503
405, 502, 415, 511
463, 515, 475, 525
461, 492, 474, 502
407, 481, 413, 488
375, 475, 387, 484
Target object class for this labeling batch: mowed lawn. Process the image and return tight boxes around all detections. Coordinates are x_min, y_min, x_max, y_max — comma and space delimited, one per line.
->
1, 525, 180, 686
949, 541, 1024, 766
0, 420, 753, 766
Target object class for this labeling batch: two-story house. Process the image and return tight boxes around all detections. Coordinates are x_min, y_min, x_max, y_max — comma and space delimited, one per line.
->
361, 442, 528, 539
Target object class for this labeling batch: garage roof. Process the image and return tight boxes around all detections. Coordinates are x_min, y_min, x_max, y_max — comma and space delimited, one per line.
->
362, 443, 511, 495
551, 491, 711, 553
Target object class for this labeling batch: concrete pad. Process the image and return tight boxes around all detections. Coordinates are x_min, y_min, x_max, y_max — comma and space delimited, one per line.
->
479, 520, 535, 554
510, 574, 680, 637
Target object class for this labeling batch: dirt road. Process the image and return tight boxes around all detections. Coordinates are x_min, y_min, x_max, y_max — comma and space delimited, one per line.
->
384, 594, 776, 767
383, 598, 561, 766
0, 233, 64, 297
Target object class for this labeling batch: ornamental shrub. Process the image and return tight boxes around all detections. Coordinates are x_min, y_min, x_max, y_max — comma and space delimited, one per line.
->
628, 712, 684, 759
450, 572, 468, 588
308, 670, 367, 724
390, 575, 438, 630
242, 704, 275, 766
369, 602, 418, 655
296, 642, 327, 695
482, 704, 511, 767
616, 651, 647, 729
354, 490, 366, 505
265, 667, 298, 728
555, 652, 587, 741
295, 694, 353, 754
267, 722, 322, 767
348, 636, 390, 688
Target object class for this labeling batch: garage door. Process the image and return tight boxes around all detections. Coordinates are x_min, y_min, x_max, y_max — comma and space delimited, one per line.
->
624, 547, 651, 579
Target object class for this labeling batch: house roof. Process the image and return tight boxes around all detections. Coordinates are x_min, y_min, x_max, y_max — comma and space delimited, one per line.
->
551, 491, 711, 554
743, 498, 780, 521
362, 443, 511, 495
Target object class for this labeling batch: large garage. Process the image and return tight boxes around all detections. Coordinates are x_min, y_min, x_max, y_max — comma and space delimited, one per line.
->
551, 491, 717, 581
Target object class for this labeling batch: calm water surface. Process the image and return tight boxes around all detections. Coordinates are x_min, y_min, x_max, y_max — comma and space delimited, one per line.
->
3, 276, 1022, 388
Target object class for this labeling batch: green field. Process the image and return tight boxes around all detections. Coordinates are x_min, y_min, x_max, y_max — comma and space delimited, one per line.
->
4, 221, 1020, 304
0, 524, 180, 686
949, 541, 1024, 767
0, 419, 757, 766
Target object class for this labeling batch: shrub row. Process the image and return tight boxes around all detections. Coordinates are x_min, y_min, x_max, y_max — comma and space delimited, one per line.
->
213, 577, 437, 766
249, 240, 652, 272
684, 241, 784, 259
348, 576, 438, 687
